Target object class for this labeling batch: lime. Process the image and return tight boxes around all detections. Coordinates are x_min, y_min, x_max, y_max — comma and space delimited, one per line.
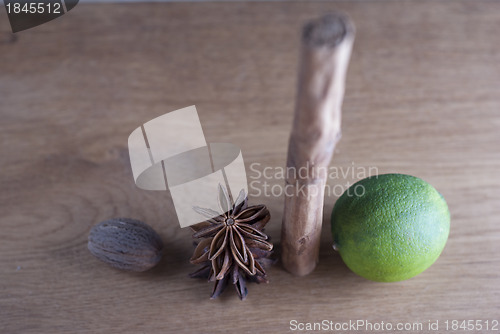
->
331, 174, 450, 282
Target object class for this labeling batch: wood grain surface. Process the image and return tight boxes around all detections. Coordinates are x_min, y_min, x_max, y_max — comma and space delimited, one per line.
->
1, 1, 499, 333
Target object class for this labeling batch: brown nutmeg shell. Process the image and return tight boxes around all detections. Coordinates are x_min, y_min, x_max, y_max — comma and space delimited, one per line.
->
88, 218, 164, 272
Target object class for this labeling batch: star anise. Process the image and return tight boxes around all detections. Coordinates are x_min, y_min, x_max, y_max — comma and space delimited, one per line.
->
189, 184, 274, 300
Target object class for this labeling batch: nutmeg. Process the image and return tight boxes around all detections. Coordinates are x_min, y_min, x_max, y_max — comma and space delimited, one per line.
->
88, 218, 164, 272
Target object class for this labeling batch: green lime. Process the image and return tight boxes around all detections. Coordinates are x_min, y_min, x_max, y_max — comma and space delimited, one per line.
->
331, 173, 450, 282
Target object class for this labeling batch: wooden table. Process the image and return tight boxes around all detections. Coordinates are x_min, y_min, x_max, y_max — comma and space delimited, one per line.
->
1, 2, 499, 333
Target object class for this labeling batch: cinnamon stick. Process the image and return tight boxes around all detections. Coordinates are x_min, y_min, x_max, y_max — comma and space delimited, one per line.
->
281, 13, 355, 276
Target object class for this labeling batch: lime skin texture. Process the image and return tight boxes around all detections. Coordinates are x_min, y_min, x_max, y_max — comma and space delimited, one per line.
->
331, 174, 450, 282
